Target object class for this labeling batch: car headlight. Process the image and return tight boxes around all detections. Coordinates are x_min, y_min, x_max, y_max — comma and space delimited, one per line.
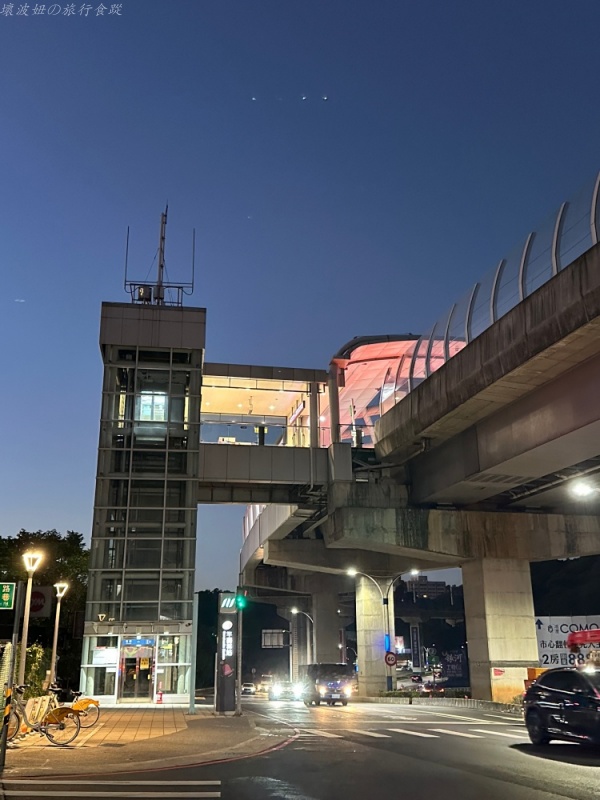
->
344, 686, 352, 697
293, 683, 304, 698
272, 684, 282, 697
319, 687, 327, 696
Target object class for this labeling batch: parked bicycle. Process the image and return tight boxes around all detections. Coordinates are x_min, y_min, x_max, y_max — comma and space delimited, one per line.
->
6, 684, 81, 746
47, 686, 100, 728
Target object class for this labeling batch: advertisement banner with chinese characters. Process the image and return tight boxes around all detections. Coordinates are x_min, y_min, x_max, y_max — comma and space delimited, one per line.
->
410, 625, 421, 670
535, 615, 600, 668
440, 650, 469, 686
215, 592, 238, 713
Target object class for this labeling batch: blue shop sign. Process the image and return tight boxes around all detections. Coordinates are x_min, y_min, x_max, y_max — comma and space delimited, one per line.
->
122, 638, 155, 647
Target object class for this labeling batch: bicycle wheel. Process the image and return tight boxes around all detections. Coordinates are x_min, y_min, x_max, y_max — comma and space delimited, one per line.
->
45, 711, 80, 746
7, 710, 21, 741
78, 704, 100, 728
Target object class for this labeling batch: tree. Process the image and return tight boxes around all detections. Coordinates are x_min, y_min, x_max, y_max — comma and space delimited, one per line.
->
0, 529, 89, 688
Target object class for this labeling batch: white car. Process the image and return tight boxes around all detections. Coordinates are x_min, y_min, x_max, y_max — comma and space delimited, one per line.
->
241, 682, 256, 695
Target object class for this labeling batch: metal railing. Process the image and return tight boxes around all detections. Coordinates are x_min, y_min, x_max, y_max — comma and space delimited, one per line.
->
380, 171, 600, 416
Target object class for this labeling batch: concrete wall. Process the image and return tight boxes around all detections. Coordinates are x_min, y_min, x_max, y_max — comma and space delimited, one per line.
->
100, 302, 206, 350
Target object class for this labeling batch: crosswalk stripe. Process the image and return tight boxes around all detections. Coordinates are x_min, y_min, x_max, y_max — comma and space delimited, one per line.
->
388, 728, 438, 738
470, 729, 525, 738
302, 728, 343, 738
3, 782, 221, 786
347, 729, 391, 738
3, 794, 221, 798
413, 710, 491, 722
429, 728, 482, 738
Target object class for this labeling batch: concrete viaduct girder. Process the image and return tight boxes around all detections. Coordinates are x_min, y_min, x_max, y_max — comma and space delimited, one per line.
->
375, 242, 600, 506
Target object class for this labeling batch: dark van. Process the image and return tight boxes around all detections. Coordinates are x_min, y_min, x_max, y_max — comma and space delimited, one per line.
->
300, 663, 355, 707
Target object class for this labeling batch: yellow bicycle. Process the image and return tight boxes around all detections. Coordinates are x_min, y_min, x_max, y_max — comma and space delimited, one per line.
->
7, 685, 81, 746
48, 686, 100, 728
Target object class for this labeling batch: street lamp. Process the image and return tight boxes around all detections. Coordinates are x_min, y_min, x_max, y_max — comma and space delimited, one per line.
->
18, 551, 43, 686
569, 480, 597, 498
291, 607, 314, 664
347, 568, 404, 691
408, 568, 420, 602
49, 582, 69, 686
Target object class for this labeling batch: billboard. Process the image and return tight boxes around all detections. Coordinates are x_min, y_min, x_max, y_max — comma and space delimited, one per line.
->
535, 616, 600, 668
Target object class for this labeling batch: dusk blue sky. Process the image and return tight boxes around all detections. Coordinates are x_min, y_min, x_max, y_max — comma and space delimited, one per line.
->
2, 1, 600, 590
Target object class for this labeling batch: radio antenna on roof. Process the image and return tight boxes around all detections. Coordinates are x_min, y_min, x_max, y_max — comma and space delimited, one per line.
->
124, 206, 195, 306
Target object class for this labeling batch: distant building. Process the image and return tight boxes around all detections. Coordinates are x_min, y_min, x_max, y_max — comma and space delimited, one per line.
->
405, 575, 448, 599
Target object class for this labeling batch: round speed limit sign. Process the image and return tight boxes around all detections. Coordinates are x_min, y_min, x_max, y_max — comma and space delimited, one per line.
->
384, 651, 397, 667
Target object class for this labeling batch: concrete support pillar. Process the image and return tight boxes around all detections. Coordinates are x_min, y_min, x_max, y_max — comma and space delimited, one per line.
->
312, 589, 342, 664
462, 558, 539, 703
355, 575, 390, 696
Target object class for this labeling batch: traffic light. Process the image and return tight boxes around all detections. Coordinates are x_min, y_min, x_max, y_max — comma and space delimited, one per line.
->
235, 588, 248, 610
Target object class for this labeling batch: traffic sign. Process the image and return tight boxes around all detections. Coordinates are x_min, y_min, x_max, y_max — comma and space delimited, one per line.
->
384, 651, 397, 667
0, 583, 15, 610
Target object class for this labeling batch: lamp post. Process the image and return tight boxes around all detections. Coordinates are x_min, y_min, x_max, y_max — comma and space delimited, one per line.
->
408, 568, 419, 602
347, 568, 407, 691
291, 607, 314, 665
49, 582, 69, 686
17, 551, 43, 686
338, 643, 358, 665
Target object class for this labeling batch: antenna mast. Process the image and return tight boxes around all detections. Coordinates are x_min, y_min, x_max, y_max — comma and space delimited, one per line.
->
124, 206, 195, 306
155, 204, 168, 305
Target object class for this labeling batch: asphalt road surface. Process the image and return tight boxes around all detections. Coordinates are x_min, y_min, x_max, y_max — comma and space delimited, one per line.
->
3, 699, 600, 800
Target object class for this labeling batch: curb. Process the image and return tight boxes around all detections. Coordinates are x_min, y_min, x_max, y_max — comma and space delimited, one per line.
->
352, 696, 523, 715
2, 731, 298, 779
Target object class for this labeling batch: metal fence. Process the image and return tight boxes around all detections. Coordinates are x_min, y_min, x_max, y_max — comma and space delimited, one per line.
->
380, 171, 600, 415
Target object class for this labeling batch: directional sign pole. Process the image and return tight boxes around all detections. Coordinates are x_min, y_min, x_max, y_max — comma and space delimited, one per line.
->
235, 607, 243, 716
0, 582, 24, 773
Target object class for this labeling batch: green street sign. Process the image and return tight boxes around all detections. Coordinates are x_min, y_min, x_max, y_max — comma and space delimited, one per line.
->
0, 584, 15, 610
429, 655, 440, 666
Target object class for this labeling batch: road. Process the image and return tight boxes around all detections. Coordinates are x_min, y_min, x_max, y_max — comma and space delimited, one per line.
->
2, 698, 600, 799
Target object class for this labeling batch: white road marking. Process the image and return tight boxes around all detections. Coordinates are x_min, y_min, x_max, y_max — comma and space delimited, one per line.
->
471, 729, 527, 738
3, 782, 221, 786
388, 728, 439, 738
508, 729, 530, 737
429, 728, 483, 739
347, 729, 391, 738
3, 794, 220, 798
375, 720, 509, 725
412, 710, 505, 723
485, 713, 523, 721
301, 728, 342, 738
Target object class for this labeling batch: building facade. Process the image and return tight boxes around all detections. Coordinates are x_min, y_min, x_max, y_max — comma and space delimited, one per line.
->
81, 301, 205, 703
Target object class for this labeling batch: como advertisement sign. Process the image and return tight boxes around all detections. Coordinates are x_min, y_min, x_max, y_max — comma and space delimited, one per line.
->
536, 615, 600, 668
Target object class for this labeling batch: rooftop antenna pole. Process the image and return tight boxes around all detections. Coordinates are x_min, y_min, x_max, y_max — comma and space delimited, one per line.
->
156, 204, 168, 305
191, 227, 196, 287
123, 226, 130, 293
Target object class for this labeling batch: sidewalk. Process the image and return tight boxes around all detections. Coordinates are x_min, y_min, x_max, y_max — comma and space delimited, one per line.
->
1, 705, 294, 777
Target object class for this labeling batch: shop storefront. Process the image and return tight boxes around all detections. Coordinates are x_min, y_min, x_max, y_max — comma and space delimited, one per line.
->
80, 633, 191, 704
